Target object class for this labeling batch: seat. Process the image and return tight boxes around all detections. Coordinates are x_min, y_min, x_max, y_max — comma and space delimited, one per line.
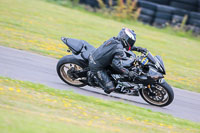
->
61, 37, 96, 60
61, 37, 84, 55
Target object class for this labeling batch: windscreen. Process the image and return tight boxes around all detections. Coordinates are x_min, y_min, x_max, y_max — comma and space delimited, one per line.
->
147, 52, 156, 64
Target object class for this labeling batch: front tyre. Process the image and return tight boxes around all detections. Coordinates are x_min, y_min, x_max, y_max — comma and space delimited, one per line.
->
139, 81, 174, 107
57, 55, 87, 87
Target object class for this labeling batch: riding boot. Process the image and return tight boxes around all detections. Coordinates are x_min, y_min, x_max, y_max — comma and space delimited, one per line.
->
96, 70, 115, 94
128, 71, 139, 95
87, 71, 96, 86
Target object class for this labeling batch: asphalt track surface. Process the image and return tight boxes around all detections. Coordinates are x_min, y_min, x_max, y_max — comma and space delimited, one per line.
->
0, 46, 200, 122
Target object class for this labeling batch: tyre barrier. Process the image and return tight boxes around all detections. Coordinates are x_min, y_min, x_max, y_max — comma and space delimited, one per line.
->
79, 0, 86, 4
138, 14, 153, 24
190, 12, 200, 20
153, 18, 170, 28
153, 4, 174, 27
147, 0, 169, 5
170, 1, 197, 12
138, 0, 200, 29
174, 0, 198, 5
138, 3, 156, 24
198, 0, 200, 12
172, 8, 189, 17
85, 0, 99, 8
155, 12, 171, 20
80, 0, 200, 34
157, 4, 175, 13
137, 0, 157, 10
137, 0, 157, 24
140, 7, 155, 16
189, 19, 200, 27
82, 0, 118, 8
187, 12, 200, 28
171, 15, 184, 26
102, 0, 117, 7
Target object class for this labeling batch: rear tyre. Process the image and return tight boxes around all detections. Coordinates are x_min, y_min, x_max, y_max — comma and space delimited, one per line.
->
57, 55, 87, 87
139, 81, 174, 107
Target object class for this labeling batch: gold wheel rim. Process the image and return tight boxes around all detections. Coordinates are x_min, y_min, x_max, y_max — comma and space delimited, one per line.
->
60, 63, 83, 86
142, 85, 169, 106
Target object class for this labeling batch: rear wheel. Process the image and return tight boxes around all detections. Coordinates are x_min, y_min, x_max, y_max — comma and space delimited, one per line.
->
140, 81, 174, 107
57, 55, 87, 87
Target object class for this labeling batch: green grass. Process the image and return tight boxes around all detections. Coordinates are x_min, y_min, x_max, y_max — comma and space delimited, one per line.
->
0, 76, 200, 133
0, 0, 200, 93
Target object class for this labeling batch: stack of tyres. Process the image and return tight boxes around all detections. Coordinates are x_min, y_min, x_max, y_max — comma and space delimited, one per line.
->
85, 0, 99, 8
137, 0, 157, 25
171, 15, 184, 26
83, 0, 117, 8
188, 12, 200, 35
188, 12, 200, 27
112, 0, 118, 6
170, 0, 198, 12
103, 0, 118, 7
79, 0, 86, 4
198, 0, 200, 12
153, 5, 175, 28
171, 8, 189, 26
145, 0, 169, 5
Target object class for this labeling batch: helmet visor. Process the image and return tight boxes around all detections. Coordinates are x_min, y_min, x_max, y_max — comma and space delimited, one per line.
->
127, 37, 135, 46
124, 28, 136, 47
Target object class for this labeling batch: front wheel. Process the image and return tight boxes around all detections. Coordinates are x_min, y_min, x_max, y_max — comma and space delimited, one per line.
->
139, 81, 174, 107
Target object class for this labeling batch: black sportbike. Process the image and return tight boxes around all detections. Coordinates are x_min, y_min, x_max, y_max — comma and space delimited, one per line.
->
57, 37, 174, 107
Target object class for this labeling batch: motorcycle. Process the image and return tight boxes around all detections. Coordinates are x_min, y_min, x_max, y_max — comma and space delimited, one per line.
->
57, 37, 174, 107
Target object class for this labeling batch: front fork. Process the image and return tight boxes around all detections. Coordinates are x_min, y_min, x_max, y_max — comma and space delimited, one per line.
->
144, 78, 165, 95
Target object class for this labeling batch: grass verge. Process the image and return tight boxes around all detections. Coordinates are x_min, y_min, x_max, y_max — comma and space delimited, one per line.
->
0, 0, 200, 92
0, 76, 200, 133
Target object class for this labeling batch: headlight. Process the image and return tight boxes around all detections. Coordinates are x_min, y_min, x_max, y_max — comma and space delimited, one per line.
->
148, 67, 164, 80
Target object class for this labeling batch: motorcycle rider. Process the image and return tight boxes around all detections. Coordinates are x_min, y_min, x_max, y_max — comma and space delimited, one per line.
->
88, 28, 147, 94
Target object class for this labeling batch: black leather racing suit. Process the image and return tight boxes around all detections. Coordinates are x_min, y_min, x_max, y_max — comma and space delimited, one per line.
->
88, 37, 143, 91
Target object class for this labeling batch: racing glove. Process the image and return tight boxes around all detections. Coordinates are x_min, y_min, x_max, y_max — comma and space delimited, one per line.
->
136, 47, 147, 54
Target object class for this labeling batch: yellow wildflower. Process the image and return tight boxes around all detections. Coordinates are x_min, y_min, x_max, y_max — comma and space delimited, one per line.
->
168, 125, 173, 129
93, 116, 99, 119
114, 129, 120, 132
16, 89, 21, 92
9, 87, 14, 91
77, 106, 84, 110
159, 123, 164, 126
87, 120, 93, 126
126, 117, 133, 121
73, 113, 77, 116
64, 104, 69, 108
82, 112, 88, 116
